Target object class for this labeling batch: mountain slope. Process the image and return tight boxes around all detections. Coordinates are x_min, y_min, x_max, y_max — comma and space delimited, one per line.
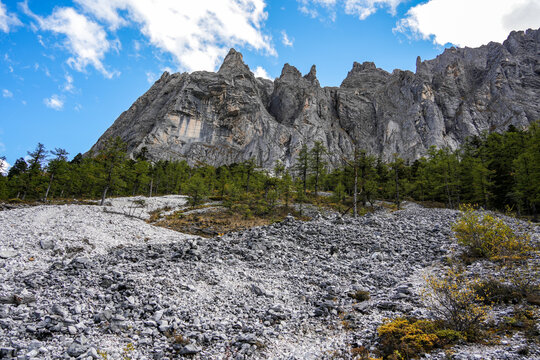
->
90, 29, 540, 167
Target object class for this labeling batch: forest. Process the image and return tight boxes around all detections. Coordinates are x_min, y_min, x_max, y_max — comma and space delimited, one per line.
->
1, 122, 538, 220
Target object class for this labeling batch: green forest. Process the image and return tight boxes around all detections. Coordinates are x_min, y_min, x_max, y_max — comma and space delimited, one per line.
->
1, 122, 538, 219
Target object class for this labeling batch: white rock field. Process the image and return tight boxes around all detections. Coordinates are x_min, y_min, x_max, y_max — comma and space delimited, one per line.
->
0, 198, 538, 359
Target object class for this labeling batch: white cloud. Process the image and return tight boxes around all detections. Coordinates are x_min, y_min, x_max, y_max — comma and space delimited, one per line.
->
281, 30, 294, 47
0, 158, 9, 175
0, 1, 21, 32
44, 95, 64, 110
22, 4, 117, 78
395, 0, 540, 47
299, 5, 319, 18
75, 0, 275, 72
253, 66, 271, 79
146, 71, 157, 84
344, 0, 403, 19
2, 89, 13, 98
63, 74, 75, 92
298, 0, 402, 20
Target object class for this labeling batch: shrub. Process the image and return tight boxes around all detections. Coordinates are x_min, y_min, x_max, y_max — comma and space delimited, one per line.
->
473, 278, 523, 305
377, 318, 439, 359
423, 268, 488, 337
348, 290, 370, 302
452, 204, 533, 261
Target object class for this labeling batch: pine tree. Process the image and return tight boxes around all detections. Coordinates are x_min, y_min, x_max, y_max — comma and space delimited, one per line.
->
186, 173, 209, 206
389, 154, 405, 209
309, 141, 327, 196
513, 121, 540, 220
23, 143, 48, 199
97, 137, 127, 205
294, 144, 310, 195
44, 148, 69, 201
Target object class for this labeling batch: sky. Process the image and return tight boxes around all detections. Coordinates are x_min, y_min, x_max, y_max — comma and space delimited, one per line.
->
1, 0, 539, 172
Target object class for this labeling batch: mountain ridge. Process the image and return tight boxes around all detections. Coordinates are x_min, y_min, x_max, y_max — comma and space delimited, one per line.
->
90, 28, 540, 168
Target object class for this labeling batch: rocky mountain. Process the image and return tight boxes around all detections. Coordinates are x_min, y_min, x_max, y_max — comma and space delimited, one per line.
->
89, 28, 540, 168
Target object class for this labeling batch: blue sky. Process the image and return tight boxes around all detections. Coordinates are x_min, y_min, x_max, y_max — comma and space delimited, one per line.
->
1, 0, 538, 170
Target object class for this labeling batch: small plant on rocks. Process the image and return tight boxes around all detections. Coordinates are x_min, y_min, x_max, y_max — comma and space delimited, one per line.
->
348, 290, 370, 302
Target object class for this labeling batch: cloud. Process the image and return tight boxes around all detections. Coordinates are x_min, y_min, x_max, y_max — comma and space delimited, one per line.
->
22, 3, 117, 78
44, 94, 64, 110
395, 0, 540, 47
63, 74, 74, 92
0, 158, 9, 175
74, 0, 275, 72
0, 1, 21, 32
146, 71, 157, 84
281, 30, 294, 47
344, 0, 403, 19
2, 89, 13, 98
253, 66, 271, 79
298, 0, 402, 20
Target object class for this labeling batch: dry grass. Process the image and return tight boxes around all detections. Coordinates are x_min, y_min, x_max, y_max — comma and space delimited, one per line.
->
153, 206, 308, 237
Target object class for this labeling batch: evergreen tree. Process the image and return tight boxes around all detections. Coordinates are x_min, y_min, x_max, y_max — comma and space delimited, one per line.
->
44, 148, 69, 201
280, 170, 293, 208
389, 154, 405, 209
97, 137, 127, 205
294, 144, 310, 195
309, 141, 327, 196
513, 122, 540, 220
186, 173, 209, 206
23, 143, 48, 199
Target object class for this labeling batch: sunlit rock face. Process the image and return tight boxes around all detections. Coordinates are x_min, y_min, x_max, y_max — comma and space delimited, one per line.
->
90, 29, 540, 168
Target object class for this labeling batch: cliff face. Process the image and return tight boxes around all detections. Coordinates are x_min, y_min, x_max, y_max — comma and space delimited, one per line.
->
90, 29, 540, 167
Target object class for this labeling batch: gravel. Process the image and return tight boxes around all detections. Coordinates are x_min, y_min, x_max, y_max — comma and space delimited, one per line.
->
0, 198, 538, 359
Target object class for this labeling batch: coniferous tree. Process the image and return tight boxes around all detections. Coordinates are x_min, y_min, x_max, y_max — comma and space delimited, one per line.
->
97, 137, 127, 205
295, 144, 310, 195
186, 173, 209, 206
23, 143, 48, 199
44, 148, 69, 201
389, 154, 405, 209
309, 141, 327, 196
513, 122, 540, 220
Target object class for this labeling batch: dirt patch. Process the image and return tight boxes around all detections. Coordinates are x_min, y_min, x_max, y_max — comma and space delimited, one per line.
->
153, 206, 309, 237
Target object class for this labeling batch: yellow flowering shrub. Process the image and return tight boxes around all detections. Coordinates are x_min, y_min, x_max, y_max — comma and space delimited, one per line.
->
377, 318, 439, 359
452, 204, 533, 261
424, 268, 488, 337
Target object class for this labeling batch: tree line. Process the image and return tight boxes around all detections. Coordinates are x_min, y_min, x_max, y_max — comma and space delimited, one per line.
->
0, 122, 538, 219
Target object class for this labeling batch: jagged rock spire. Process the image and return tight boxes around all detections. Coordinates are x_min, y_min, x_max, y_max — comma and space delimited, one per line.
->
218, 48, 251, 76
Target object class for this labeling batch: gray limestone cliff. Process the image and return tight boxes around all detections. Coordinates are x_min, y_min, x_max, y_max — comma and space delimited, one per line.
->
90, 28, 540, 167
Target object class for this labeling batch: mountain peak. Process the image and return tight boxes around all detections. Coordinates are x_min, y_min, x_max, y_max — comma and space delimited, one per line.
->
218, 48, 251, 75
